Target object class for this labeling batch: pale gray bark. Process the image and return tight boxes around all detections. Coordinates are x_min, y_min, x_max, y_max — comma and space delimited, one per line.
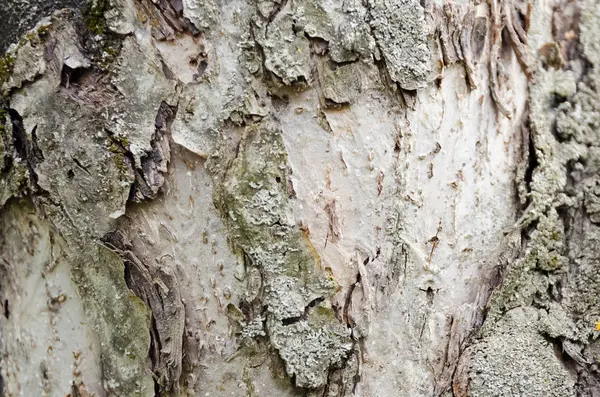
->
0, 0, 599, 396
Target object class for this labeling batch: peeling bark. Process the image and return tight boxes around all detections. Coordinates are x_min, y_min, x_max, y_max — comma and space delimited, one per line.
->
1, 0, 599, 396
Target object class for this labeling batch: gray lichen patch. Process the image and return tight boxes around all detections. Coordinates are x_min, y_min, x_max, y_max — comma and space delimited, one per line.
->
329, 1, 376, 64
563, 206, 600, 337
104, 0, 137, 35
293, 0, 335, 42
465, 307, 576, 397
253, 0, 378, 86
463, 1, 600, 394
367, 0, 434, 90
268, 310, 352, 388
1, 18, 136, 225
254, 6, 312, 85
209, 119, 352, 388
481, 69, 581, 327
5, 8, 184, 236
182, 0, 219, 31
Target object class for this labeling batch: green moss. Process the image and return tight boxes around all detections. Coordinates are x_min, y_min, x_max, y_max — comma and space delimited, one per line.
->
103, 45, 118, 57
0, 54, 15, 86
243, 366, 258, 397
0, 108, 6, 129
210, 122, 326, 288
309, 305, 337, 327
113, 152, 130, 174
106, 135, 132, 174
70, 244, 154, 396
17, 23, 53, 48
84, 0, 110, 35
36, 25, 51, 38
208, 120, 352, 388
109, 134, 130, 149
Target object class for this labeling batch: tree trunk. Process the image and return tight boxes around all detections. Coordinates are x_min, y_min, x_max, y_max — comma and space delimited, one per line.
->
0, 0, 599, 396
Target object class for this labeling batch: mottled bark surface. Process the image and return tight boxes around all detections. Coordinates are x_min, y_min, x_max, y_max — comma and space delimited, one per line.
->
0, 0, 599, 396
0, 0, 88, 53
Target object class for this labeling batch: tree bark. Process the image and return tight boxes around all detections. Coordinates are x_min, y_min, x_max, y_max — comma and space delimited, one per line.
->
0, 0, 599, 396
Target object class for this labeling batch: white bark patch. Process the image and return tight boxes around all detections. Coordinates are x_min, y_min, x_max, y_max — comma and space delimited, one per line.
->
0, 202, 104, 397
279, 42, 527, 397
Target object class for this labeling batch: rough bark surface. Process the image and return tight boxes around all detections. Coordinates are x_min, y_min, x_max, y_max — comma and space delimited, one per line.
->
0, 0, 598, 396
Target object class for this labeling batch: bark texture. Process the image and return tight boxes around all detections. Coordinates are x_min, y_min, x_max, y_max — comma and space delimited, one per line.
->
0, 0, 598, 396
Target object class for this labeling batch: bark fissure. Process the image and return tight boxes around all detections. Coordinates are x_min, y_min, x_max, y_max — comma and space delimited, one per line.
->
1, 0, 599, 395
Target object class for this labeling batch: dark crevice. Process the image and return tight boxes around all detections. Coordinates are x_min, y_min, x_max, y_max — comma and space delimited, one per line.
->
549, 278, 564, 302
270, 219, 283, 228
343, 272, 361, 328
160, 60, 176, 81
308, 296, 324, 309
8, 109, 29, 161
542, 335, 580, 375
425, 286, 435, 306
130, 101, 178, 202
8, 108, 45, 191
0, 155, 13, 174
321, 370, 331, 397
522, 125, 538, 208
556, 204, 572, 237
195, 59, 208, 79
60, 65, 89, 88
104, 130, 137, 200
30, 125, 44, 162
500, 29, 514, 62
281, 297, 325, 326
308, 36, 329, 56
40, 362, 49, 380
71, 156, 91, 176
0, 105, 11, 173
323, 98, 351, 109
550, 92, 569, 112
266, 0, 289, 25
471, 17, 488, 63
281, 315, 303, 326
563, 159, 580, 197
352, 363, 361, 394
2, 299, 8, 319
521, 219, 539, 238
